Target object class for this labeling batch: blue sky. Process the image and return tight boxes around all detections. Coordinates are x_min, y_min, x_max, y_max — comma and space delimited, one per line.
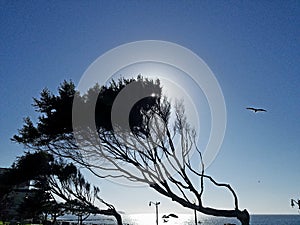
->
1, 1, 299, 215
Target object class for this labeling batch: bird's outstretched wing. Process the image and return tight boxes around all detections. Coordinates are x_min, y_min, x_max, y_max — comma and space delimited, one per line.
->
168, 213, 178, 218
246, 107, 256, 111
256, 108, 267, 112
246, 107, 267, 113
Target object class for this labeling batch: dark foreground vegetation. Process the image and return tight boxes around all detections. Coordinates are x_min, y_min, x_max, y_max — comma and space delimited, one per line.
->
0, 152, 122, 225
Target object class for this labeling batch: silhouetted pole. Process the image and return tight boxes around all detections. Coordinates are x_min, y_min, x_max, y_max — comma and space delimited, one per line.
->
193, 200, 198, 224
149, 201, 160, 225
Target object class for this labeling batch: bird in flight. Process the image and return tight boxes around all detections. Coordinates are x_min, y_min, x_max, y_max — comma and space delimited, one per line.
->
162, 213, 179, 218
246, 107, 267, 113
162, 214, 179, 223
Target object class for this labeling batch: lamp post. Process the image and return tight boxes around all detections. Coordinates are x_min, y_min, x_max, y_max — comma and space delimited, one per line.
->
149, 201, 160, 225
194, 207, 197, 225
192, 199, 198, 225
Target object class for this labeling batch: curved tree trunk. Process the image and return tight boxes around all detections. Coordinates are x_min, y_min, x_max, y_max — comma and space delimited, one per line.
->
237, 209, 250, 225
201, 207, 250, 225
98, 209, 123, 225
113, 211, 123, 225
150, 183, 250, 225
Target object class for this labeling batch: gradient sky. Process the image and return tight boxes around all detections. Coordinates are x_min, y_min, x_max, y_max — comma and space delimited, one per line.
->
1, 1, 299, 215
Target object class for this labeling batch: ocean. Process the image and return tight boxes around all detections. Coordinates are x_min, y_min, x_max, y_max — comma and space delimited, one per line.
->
59, 214, 300, 225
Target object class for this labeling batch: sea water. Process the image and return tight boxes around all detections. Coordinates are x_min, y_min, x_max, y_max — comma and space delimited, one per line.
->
122, 214, 300, 225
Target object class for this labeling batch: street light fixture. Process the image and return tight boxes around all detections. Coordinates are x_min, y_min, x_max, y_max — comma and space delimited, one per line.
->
149, 201, 160, 225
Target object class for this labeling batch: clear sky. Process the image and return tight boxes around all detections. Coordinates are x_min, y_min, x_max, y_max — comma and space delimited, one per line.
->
1, 0, 299, 215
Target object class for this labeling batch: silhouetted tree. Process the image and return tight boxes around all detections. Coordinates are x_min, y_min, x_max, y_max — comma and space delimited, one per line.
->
0, 170, 16, 222
49, 158, 122, 225
0, 171, 11, 218
17, 189, 54, 223
1, 151, 122, 225
13, 77, 249, 225
0, 152, 53, 223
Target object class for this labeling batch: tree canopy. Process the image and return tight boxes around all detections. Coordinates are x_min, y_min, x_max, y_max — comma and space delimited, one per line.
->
13, 76, 249, 225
